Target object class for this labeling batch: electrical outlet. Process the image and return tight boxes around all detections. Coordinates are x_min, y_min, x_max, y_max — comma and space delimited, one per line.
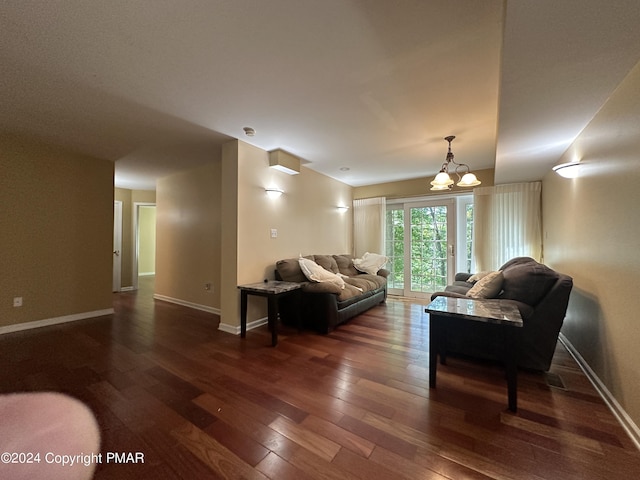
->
270, 228, 278, 238
13, 297, 23, 307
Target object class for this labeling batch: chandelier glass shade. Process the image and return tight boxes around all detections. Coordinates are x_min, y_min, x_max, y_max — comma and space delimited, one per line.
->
430, 136, 481, 191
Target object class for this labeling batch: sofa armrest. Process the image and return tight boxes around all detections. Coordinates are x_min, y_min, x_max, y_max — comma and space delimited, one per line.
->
376, 268, 390, 278
430, 291, 470, 301
455, 272, 473, 282
500, 299, 534, 320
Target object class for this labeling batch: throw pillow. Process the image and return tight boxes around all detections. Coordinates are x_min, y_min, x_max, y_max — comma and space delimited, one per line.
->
298, 257, 345, 289
468, 271, 491, 283
467, 270, 503, 299
353, 252, 388, 275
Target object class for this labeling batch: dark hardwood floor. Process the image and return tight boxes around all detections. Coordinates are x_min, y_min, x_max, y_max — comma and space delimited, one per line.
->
2, 276, 640, 479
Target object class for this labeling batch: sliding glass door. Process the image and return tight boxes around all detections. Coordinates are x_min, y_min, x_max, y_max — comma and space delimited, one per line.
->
386, 199, 456, 298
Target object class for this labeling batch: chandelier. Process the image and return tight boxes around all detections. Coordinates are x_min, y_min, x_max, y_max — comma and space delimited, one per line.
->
430, 135, 481, 191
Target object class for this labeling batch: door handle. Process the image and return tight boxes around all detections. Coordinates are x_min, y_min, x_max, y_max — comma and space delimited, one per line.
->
113, 250, 120, 256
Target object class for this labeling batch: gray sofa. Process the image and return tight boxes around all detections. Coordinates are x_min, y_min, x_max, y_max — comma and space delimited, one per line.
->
275, 254, 388, 333
430, 257, 573, 371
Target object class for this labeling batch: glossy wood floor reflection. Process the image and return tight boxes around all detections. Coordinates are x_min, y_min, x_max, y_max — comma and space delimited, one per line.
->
2, 277, 640, 479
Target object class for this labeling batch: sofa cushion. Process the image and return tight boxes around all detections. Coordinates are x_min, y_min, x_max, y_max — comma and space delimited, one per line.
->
337, 284, 366, 302
353, 252, 389, 275
500, 262, 559, 306
302, 282, 342, 295
333, 254, 360, 276
313, 255, 340, 274
299, 257, 345, 289
276, 258, 308, 283
467, 270, 503, 299
354, 273, 386, 289
345, 276, 376, 292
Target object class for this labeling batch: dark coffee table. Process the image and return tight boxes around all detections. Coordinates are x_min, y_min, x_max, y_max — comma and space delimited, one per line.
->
425, 296, 523, 412
238, 281, 303, 346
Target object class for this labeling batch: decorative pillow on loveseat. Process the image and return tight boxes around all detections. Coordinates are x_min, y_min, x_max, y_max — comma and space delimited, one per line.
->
466, 270, 503, 298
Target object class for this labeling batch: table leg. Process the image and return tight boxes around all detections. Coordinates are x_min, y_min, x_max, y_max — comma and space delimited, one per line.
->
505, 326, 518, 412
429, 315, 438, 388
268, 294, 278, 347
240, 290, 248, 338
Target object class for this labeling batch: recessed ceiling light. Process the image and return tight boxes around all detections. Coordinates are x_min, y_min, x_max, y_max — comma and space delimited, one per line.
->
243, 127, 256, 136
339, 167, 350, 171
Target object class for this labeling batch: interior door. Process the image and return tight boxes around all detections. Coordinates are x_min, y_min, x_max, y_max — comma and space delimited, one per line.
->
113, 201, 122, 292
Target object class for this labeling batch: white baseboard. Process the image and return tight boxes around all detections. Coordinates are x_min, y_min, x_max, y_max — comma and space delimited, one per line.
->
218, 317, 268, 335
153, 294, 220, 315
153, 295, 267, 336
0, 309, 114, 335
119, 286, 135, 292
559, 333, 640, 450
139, 272, 155, 277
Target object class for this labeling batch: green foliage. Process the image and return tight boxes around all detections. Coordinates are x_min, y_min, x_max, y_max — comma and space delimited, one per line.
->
386, 204, 475, 291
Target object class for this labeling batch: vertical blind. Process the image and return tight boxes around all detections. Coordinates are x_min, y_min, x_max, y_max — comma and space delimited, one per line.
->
473, 182, 542, 271
353, 197, 386, 257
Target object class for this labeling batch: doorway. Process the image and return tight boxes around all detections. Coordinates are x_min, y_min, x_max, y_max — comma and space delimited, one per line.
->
385, 195, 474, 298
132, 203, 156, 291
386, 199, 455, 298
113, 201, 123, 292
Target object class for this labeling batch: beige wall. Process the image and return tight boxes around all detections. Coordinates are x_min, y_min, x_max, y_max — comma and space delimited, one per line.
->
0, 134, 114, 328
155, 162, 221, 309
354, 168, 494, 199
542, 60, 640, 427
220, 140, 354, 329
138, 206, 156, 275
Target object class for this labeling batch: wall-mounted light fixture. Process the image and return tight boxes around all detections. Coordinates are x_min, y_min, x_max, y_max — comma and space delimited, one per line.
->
269, 149, 300, 175
552, 161, 582, 178
430, 136, 481, 191
265, 188, 284, 198
337, 206, 349, 213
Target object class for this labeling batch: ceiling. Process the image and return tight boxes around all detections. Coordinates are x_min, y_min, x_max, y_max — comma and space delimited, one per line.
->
2, 0, 639, 190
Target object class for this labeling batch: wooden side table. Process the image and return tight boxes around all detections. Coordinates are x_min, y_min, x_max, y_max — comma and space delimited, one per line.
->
425, 297, 523, 412
238, 281, 303, 346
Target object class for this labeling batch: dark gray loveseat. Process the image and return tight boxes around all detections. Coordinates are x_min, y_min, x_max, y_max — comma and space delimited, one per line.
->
275, 254, 388, 333
430, 257, 573, 371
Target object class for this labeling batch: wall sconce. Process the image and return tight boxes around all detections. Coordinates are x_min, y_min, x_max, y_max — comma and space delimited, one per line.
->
265, 188, 284, 198
337, 206, 349, 213
552, 161, 582, 178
